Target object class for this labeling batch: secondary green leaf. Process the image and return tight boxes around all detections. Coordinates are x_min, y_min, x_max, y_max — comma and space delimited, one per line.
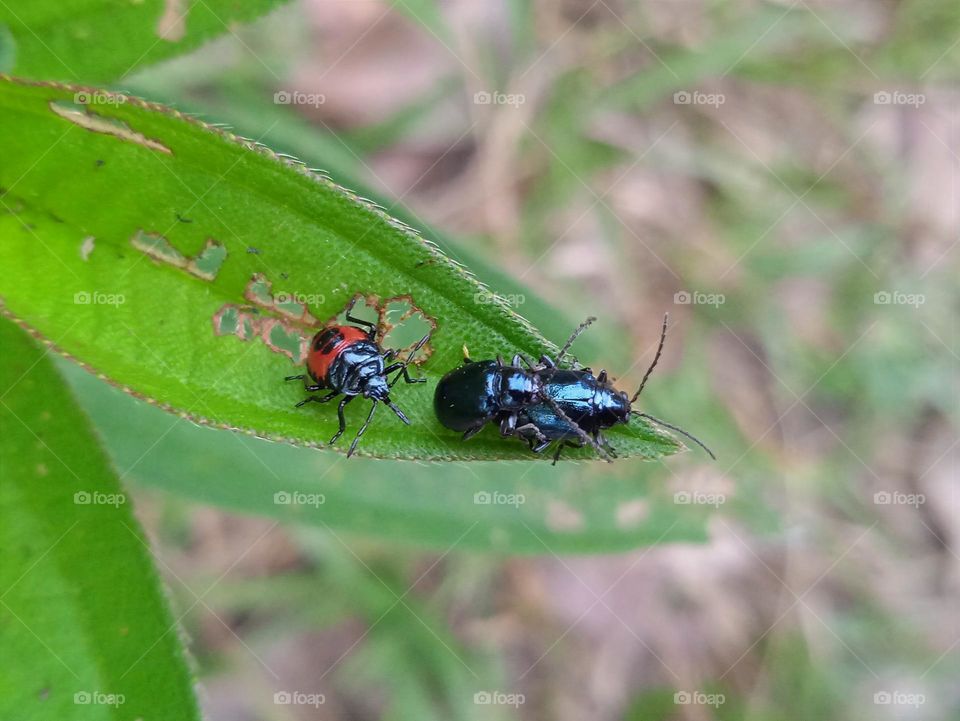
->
0, 76, 680, 461
62, 358, 712, 554
0, 317, 200, 721
0, 0, 290, 83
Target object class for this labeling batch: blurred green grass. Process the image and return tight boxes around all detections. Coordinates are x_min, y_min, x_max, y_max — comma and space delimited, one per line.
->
83, 0, 960, 719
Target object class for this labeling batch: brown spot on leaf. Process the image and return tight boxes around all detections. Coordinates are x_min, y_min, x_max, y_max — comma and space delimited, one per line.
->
49, 101, 172, 154
131, 231, 226, 280
79, 236, 95, 261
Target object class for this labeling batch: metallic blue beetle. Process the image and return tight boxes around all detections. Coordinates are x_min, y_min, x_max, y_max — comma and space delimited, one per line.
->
516, 315, 716, 463
434, 315, 715, 463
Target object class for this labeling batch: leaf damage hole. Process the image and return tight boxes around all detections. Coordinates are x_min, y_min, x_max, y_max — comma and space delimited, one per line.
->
243, 273, 319, 325
131, 230, 226, 281
212, 305, 311, 363
379, 295, 435, 362
49, 101, 172, 154
188, 239, 227, 280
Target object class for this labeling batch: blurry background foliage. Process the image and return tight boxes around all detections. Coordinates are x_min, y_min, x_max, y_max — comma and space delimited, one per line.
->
1, 0, 958, 720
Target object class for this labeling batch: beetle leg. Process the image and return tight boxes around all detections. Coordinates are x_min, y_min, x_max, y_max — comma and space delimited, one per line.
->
496, 354, 505, 367
551, 440, 583, 466
517, 353, 537, 369
538, 354, 556, 368
296, 390, 338, 407
499, 413, 518, 437
387, 332, 431, 387
328, 396, 354, 445
596, 430, 618, 458
462, 423, 486, 441
597, 369, 608, 383
510, 353, 524, 368
285, 374, 305, 381
552, 443, 565, 465
345, 299, 378, 336
385, 362, 426, 386
529, 438, 551, 453
514, 422, 547, 444
347, 400, 379, 457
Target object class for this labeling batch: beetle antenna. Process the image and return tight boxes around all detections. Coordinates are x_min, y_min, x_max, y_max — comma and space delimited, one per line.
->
348, 400, 379, 457
631, 314, 668, 403
385, 398, 411, 425
556, 316, 597, 366
540, 394, 612, 463
632, 411, 716, 460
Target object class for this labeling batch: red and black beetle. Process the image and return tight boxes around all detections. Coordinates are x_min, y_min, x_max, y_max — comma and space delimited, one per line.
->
286, 298, 430, 456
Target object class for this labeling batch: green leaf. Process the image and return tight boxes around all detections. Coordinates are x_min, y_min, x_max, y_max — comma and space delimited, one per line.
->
0, 0, 290, 83
0, 76, 680, 461
0, 317, 200, 720
61, 358, 711, 554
